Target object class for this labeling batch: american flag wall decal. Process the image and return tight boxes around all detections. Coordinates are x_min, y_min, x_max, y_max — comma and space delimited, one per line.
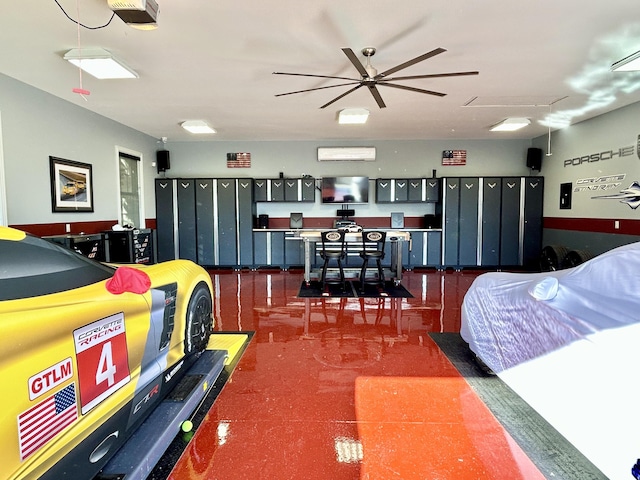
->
18, 383, 78, 460
442, 150, 467, 166
227, 152, 251, 168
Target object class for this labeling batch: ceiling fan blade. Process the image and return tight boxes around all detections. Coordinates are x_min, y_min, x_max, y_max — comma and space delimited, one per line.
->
378, 82, 446, 97
385, 71, 479, 81
320, 84, 364, 109
367, 84, 386, 108
273, 71, 360, 82
342, 48, 369, 78
275, 81, 362, 97
377, 47, 446, 78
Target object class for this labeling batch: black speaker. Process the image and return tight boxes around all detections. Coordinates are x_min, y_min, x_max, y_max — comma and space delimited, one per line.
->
257, 214, 269, 229
526, 147, 542, 171
157, 150, 170, 173
290, 212, 303, 229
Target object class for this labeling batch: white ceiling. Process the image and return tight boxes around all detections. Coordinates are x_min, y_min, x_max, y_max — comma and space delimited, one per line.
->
2, 0, 640, 142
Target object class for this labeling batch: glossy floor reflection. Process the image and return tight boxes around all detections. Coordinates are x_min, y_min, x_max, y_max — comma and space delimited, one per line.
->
168, 270, 545, 479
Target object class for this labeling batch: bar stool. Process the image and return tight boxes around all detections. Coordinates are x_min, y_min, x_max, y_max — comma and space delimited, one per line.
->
358, 231, 386, 291
319, 230, 347, 291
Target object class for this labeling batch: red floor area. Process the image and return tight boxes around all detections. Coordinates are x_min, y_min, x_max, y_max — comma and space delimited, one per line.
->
168, 270, 544, 479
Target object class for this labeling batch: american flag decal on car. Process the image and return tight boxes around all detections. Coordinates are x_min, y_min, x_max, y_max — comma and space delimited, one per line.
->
18, 383, 78, 460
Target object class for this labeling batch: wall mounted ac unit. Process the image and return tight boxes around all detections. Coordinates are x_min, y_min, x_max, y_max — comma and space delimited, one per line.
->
317, 147, 376, 162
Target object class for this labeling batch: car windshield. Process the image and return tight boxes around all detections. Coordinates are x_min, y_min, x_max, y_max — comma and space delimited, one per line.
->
0, 234, 114, 301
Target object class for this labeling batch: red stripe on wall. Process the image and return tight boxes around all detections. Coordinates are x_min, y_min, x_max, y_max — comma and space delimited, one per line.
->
544, 217, 640, 235
10, 219, 157, 237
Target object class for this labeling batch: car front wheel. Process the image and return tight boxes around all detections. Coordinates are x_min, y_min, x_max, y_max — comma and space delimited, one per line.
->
184, 283, 213, 355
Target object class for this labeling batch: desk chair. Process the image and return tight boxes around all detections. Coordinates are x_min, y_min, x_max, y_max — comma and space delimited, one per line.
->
358, 231, 386, 292
319, 230, 347, 292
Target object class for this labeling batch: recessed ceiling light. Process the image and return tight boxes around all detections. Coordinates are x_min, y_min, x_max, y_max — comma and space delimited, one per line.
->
338, 108, 369, 125
490, 117, 531, 132
611, 50, 640, 72
181, 120, 216, 134
64, 48, 138, 79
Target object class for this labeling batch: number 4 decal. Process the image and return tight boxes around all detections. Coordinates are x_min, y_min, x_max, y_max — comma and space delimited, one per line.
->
96, 341, 117, 387
74, 313, 131, 414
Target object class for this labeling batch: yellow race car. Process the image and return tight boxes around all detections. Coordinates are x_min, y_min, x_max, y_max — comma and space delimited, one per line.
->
0, 226, 214, 480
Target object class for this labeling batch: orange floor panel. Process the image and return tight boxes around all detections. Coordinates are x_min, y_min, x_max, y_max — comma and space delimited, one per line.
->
166, 270, 545, 480
355, 375, 545, 479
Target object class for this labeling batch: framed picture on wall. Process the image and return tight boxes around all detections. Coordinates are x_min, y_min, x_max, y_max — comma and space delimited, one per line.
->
49, 156, 94, 212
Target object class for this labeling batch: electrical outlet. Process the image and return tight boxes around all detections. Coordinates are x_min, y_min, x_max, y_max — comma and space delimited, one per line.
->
614, 220, 620, 230
65, 223, 70, 233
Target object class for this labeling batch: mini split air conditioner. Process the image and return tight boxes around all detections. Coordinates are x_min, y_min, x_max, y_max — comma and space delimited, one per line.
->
107, 0, 159, 28
317, 147, 376, 162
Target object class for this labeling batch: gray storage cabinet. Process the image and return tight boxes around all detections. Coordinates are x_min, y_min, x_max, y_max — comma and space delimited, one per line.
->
155, 178, 176, 262
442, 176, 543, 269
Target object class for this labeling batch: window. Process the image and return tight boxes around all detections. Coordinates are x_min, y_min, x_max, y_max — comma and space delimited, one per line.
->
118, 151, 143, 228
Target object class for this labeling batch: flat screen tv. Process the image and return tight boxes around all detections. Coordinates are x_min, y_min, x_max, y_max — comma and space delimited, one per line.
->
321, 176, 369, 204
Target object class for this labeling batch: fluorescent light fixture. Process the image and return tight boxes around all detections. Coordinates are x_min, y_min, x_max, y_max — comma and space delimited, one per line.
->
490, 117, 531, 132
611, 50, 640, 72
64, 48, 138, 79
338, 108, 369, 125
181, 120, 216, 134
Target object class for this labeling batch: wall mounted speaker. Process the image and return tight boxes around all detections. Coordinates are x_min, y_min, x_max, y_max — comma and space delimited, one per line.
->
391, 212, 404, 229
290, 212, 303, 229
157, 150, 170, 173
526, 147, 542, 171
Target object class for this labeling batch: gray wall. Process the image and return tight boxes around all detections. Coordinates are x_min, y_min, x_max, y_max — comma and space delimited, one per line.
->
532, 101, 640, 221
0, 70, 534, 226
163, 139, 533, 220
3, 66, 638, 249
532, 100, 640, 253
0, 73, 158, 226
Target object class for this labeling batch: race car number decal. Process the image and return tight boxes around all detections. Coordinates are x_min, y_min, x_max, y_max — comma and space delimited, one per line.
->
73, 313, 131, 414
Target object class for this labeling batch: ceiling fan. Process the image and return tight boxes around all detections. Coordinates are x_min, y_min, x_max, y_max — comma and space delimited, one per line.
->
273, 47, 478, 109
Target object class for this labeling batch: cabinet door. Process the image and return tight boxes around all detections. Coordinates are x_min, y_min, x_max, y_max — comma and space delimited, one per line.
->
301, 178, 316, 202
394, 179, 408, 202
408, 231, 424, 266
458, 178, 479, 266
254, 179, 268, 202
407, 179, 424, 202
253, 231, 268, 266
284, 233, 304, 267
237, 179, 255, 267
270, 232, 285, 265
426, 231, 442, 267
425, 178, 440, 202
284, 179, 300, 201
216, 179, 238, 266
195, 179, 215, 266
500, 177, 522, 266
443, 178, 460, 266
155, 179, 175, 262
270, 179, 285, 201
523, 177, 544, 269
376, 179, 392, 203
481, 178, 501, 266
177, 179, 197, 262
